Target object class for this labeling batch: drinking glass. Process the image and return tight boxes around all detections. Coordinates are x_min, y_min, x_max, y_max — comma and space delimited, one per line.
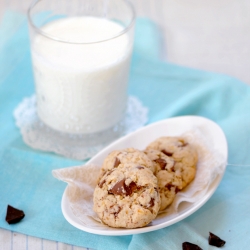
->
28, 0, 135, 136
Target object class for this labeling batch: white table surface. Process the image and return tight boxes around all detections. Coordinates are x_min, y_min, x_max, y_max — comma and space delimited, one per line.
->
1, 0, 250, 249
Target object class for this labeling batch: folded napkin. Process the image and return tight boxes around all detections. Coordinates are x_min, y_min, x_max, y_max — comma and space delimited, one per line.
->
1, 10, 250, 250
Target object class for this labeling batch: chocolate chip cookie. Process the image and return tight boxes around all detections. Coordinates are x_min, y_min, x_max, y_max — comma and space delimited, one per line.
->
144, 149, 183, 210
146, 137, 198, 189
99, 148, 155, 180
93, 163, 160, 228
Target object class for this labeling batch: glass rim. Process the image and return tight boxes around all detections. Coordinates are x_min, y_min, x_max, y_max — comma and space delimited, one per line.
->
27, 0, 136, 44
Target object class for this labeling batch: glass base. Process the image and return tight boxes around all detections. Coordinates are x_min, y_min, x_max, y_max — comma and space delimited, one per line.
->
14, 95, 148, 160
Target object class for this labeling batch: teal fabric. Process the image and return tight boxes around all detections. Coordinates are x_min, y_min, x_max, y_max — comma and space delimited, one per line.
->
1, 10, 250, 250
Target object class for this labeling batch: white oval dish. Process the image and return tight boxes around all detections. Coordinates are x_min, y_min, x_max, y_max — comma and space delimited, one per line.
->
61, 115, 228, 235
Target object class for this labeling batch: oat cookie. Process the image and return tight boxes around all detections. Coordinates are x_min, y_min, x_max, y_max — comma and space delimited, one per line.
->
144, 149, 183, 210
99, 148, 155, 180
146, 137, 198, 189
93, 163, 160, 228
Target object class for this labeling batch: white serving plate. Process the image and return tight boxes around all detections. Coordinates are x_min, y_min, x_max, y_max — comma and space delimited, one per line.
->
61, 115, 228, 235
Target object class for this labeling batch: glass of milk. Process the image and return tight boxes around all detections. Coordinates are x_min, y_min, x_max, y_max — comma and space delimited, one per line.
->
28, 0, 135, 136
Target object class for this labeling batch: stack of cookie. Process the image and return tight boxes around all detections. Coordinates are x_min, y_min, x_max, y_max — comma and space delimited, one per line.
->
93, 137, 198, 229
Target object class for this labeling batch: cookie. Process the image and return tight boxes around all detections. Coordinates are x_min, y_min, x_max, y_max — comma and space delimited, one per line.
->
146, 137, 198, 189
93, 163, 160, 228
144, 149, 183, 210
99, 148, 155, 180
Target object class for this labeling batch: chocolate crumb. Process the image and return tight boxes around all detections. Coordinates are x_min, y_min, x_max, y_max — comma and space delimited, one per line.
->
113, 157, 121, 168
6, 205, 25, 224
106, 169, 114, 176
110, 205, 121, 217
148, 198, 155, 207
161, 149, 173, 157
165, 183, 174, 190
209, 232, 226, 247
182, 242, 202, 250
136, 166, 145, 169
154, 158, 167, 169
98, 179, 106, 188
114, 208, 121, 217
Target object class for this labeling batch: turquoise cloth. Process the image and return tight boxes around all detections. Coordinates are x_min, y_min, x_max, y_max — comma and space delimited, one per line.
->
1, 10, 250, 250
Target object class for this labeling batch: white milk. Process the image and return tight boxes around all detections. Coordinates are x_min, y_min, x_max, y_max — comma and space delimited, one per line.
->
31, 17, 132, 134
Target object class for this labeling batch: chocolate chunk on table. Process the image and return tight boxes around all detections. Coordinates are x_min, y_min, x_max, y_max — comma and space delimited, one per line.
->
209, 232, 226, 247
182, 242, 202, 250
5, 205, 25, 224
